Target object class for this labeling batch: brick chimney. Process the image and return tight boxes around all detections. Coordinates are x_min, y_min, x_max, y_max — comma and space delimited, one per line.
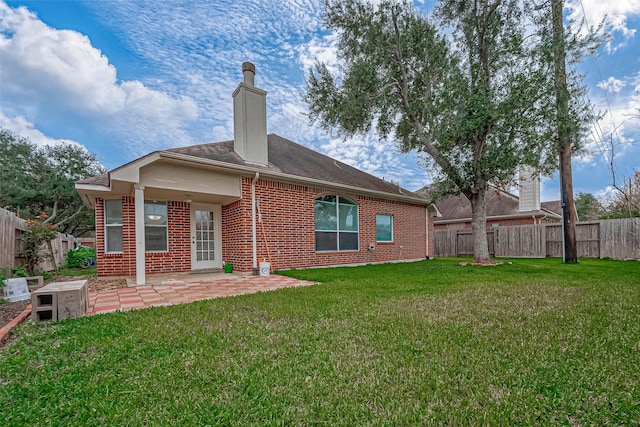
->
233, 62, 268, 165
519, 166, 541, 211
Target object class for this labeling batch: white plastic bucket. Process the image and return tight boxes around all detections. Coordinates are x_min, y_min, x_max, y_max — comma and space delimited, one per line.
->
3, 278, 31, 302
259, 261, 271, 277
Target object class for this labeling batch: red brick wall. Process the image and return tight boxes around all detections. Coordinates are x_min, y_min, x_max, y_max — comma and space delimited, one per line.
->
221, 177, 428, 272
145, 201, 191, 274
95, 178, 431, 276
95, 198, 191, 276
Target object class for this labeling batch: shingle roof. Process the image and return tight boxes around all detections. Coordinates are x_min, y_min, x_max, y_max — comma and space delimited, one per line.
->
78, 133, 426, 202
541, 200, 562, 215
414, 185, 561, 220
76, 174, 109, 186
167, 134, 422, 199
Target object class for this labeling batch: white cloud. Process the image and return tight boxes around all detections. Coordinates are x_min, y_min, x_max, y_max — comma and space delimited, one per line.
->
0, 2, 198, 155
0, 112, 83, 148
297, 33, 340, 75
566, 0, 640, 49
597, 76, 625, 93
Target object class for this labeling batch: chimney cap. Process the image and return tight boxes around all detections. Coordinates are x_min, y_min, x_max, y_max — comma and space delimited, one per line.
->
242, 62, 255, 74
242, 62, 256, 86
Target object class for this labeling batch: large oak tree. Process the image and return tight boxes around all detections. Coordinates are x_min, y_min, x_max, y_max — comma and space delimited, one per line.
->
0, 128, 105, 236
305, 0, 586, 262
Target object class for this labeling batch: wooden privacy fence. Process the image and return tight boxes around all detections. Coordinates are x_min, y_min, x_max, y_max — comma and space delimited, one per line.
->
0, 207, 28, 271
0, 208, 75, 272
434, 218, 640, 260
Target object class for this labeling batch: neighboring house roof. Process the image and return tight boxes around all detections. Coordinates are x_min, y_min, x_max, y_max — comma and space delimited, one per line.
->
540, 200, 562, 215
78, 133, 429, 205
414, 185, 561, 222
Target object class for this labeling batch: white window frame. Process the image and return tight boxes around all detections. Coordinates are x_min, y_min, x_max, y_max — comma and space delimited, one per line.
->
314, 195, 359, 251
104, 199, 123, 253
376, 214, 394, 242
144, 201, 169, 252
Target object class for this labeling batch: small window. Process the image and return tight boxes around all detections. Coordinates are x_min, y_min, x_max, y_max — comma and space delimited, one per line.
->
145, 201, 168, 251
376, 214, 393, 242
315, 195, 359, 251
104, 199, 123, 252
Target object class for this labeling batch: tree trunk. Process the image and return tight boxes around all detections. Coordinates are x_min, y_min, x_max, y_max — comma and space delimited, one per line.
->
552, 0, 578, 263
560, 143, 578, 262
469, 189, 491, 263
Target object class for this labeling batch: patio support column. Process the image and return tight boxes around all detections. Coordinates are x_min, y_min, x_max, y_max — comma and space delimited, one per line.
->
134, 185, 146, 285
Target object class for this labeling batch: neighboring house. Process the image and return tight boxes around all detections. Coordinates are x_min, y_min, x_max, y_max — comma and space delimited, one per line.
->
415, 168, 562, 230
76, 63, 438, 285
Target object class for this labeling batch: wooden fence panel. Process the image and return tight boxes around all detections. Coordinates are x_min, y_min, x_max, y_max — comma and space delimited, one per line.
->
1, 208, 76, 272
39, 234, 75, 271
0, 208, 28, 271
545, 224, 562, 258
456, 230, 474, 256
434, 229, 494, 257
600, 218, 640, 260
495, 225, 546, 258
435, 219, 639, 260
576, 221, 600, 258
434, 229, 457, 257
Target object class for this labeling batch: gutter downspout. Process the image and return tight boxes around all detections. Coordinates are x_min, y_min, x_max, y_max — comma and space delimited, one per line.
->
251, 172, 260, 275
425, 207, 430, 259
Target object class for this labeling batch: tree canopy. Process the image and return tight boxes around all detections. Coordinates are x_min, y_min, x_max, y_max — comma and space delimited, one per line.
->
574, 192, 602, 221
0, 128, 105, 236
305, 0, 590, 262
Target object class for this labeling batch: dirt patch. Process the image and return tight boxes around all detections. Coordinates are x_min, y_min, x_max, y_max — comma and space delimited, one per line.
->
86, 277, 128, 292
458, 261, 512, 267
0, 299, 29, 330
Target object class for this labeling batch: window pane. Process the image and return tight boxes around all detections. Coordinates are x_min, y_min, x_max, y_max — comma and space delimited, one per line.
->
338, 196, 355, 205
106, 225, 123, 252
339, 203, 358, 231
145, 226, 167, 251
105, 199, 122, 224
315, 200, 337, 230
144, 201, 167, 225
315, 231, 337, 251
318, 195, 336, 203
376, 215, 393, 242
339, 232, 359, 250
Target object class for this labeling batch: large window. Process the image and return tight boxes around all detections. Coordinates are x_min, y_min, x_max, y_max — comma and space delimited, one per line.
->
104, 199, 123, 252
315, 195, 359, 251
376, 214, 393, 242
145, 201, 168, 252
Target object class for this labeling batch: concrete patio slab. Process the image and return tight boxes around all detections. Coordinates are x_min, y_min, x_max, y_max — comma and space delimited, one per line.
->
88, 274, 317, 315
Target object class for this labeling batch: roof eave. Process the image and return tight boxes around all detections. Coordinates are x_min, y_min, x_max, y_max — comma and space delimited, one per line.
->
159, 151, 430, 205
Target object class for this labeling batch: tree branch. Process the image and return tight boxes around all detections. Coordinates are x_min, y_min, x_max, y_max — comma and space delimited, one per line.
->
54, 205, 87, 228
44, 198, 58, 224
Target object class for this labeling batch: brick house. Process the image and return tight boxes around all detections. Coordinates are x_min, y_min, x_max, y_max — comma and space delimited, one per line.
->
76, 63, 438, 285
415, 168, 562, 230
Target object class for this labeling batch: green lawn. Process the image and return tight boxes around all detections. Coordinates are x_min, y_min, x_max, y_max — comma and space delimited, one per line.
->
1, 258, 639, 425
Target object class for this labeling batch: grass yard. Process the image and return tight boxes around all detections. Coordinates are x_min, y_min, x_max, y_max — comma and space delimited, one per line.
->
1, 258, 639, 425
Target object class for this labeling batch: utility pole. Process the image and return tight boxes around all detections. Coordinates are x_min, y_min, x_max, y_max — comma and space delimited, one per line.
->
552, 0, 578, 263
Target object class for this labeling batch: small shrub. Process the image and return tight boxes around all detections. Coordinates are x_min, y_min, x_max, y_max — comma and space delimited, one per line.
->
66, 247, 96, 269
22, 213, 58, 275
12, 266, 27, 277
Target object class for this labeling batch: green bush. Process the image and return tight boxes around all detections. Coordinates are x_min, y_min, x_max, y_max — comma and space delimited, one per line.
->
12, 266, 27, 277
66, 247, 96, 269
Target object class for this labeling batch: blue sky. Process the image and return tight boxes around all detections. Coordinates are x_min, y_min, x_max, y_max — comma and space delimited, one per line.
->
1, 0, 638, 202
